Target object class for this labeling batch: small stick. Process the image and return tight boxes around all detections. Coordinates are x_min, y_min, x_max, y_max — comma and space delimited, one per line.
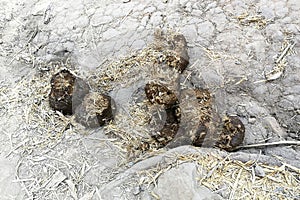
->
119, 9, 133, 24
182, 59, 199, 85
235, 141, 300, 150
44, 155, 72, 169
95, 187, 103, 200
5, 138, 30, 158
26, 26, 39, 44
275, 42, 295, 64
15, 159, 33, 199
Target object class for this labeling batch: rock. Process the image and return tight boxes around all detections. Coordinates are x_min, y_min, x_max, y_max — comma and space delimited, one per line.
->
263, 116, 288, 139
75, 92, 114, 128
254, 165, 265, 177
0, 158, 23, 199
49, 69, 90, 115
153, 163, 223, 200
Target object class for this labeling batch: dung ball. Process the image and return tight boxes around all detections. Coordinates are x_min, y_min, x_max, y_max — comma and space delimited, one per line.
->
49, 69, 90, 115
217, 116, 245, 151
75, 92, 114, 128
145, 83, 178, 106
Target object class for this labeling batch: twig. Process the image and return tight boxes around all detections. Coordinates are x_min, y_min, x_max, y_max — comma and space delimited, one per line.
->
235, 141, 300, 150
15, 159, 33, 199
282, 162, 300, 173
119, 9, 133, 25
8, 26, 39, 65
26, 26, 39, 44
85, 137, 117, 141
5, 138, 30, 158
95, 187, 103, 200
229, 168, 242, 200
275, 42, 295, 64
44, 155, 72, 169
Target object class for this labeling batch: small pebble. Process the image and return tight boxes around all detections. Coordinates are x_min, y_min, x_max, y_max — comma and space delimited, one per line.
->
132, 186, 141, 195
248, 116, 256, 124
254, 165, 265, 177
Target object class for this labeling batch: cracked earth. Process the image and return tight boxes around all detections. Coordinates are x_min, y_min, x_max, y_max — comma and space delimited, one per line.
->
0, 0, 299, 199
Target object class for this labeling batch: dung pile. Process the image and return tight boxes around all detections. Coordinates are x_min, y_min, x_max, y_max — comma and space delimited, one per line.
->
48, 30, 245, 153
49, 69, 114, 128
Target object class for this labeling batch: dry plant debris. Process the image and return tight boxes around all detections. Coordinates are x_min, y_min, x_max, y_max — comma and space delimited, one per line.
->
0, 59, 109, 198
236, 12, 268, 29
138, 153, 300, 199
265, 40, 296, 81
90, 30, 190, 93
2, 64, 71, 153
89, 30, 248, 156
88, 30, 193, 157
197, 155, 299, 199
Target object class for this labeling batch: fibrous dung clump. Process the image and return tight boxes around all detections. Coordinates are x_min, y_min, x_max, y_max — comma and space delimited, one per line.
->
192, 88, 213, 147
49, 69, 90, 115
145, 83, 179, 106
154, 31, 190, 73
216, 116, 245, 151
144, 82, 181, 148
75, 92, 114, 128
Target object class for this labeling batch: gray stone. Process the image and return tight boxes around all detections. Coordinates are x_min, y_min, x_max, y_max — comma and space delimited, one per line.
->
182, 24, 198, 44
197, 21, 215, 39
254, 165, 266, 177
263, 117, 288, 139
153, 163, 223, 200
131, 39, 146, 50
0, 157, 23, 199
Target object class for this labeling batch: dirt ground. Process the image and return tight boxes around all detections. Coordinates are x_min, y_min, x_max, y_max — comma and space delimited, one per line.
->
0, 0, 299, 199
